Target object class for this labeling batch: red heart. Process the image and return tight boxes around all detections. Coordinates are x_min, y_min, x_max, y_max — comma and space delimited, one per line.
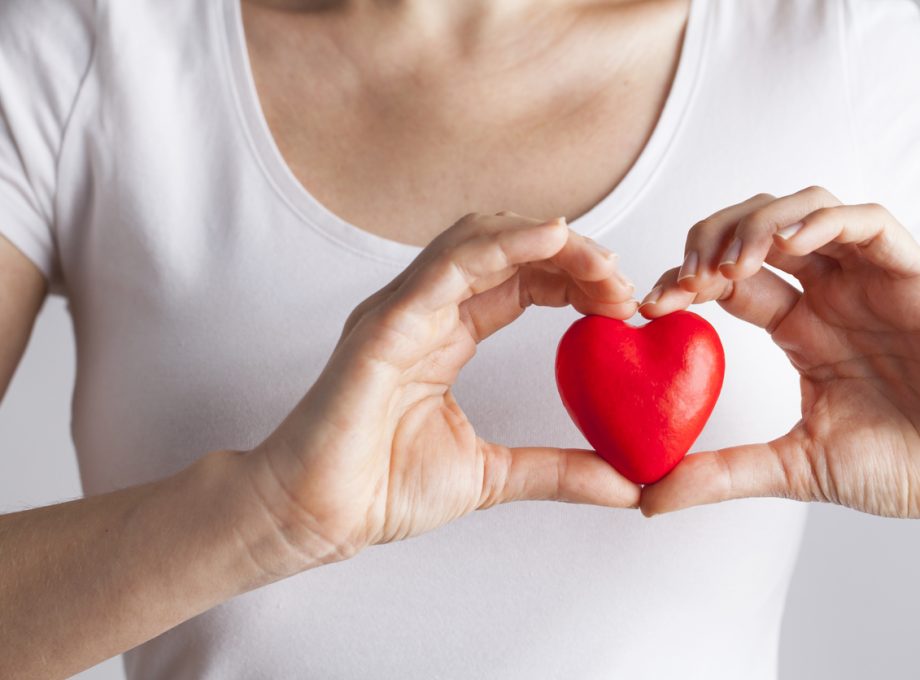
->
555, 311, 725, 484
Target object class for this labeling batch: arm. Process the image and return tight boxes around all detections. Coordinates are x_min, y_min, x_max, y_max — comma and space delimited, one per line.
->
0, 235, 291, 679
1, 212, 641, 678
0, 234, 46, 404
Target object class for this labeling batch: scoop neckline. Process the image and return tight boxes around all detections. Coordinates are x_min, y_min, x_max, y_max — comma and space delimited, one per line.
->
216, 0, 710, 267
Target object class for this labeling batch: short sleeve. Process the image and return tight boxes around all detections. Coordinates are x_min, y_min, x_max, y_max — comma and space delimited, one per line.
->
0, 0, 95, 295
845, 0, 920, 237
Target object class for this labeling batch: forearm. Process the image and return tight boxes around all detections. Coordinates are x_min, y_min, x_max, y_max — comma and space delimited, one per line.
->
0, 449, 294, 679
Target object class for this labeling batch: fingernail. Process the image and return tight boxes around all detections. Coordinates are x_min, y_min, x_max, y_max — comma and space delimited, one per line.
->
639, 285, 663, 307
719, 237, 743, 267
776, 221, 803, 240
677, 251, 699, 281
533, 219, 567, 239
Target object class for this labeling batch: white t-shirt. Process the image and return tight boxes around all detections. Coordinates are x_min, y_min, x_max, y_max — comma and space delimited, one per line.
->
2, 0, 919, 678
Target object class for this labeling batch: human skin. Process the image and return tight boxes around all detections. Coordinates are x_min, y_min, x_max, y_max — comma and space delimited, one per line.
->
4, 1, 917, 678
0, 212, 639, 678
638, 186, 920, 519
240, 0, 689, 245
2, 1, 685, 675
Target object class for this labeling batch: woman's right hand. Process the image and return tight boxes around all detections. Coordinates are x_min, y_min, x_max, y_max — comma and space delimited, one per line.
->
243, 211, 640, 576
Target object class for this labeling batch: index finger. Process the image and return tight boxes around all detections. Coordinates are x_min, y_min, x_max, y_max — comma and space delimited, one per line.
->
391, 216, 570, 315
772, 203, 920, 278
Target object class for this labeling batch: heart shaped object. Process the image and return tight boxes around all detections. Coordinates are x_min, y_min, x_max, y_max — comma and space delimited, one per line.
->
555, 311, 725, 485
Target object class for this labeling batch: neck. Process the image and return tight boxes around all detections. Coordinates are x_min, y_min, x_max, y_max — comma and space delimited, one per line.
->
242, 0, 641, 48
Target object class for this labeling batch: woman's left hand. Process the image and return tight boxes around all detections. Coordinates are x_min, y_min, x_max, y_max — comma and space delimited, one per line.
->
637, 186, 920, 518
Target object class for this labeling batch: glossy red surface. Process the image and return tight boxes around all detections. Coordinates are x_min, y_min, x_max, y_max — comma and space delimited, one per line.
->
554, 311, 725, 484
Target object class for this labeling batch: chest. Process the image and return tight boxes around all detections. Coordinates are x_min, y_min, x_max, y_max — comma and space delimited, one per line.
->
241, 3, 688, 246
60, 0, 865, 495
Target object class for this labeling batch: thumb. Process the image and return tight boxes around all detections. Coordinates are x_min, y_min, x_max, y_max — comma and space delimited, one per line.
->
477, 440, 641, 510
638, 432, 814, 516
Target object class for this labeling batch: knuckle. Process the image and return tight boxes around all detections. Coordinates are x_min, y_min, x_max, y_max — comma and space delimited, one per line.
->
455, 211, 483, 228
365, 297, 409, 332
490, 231, 516, 266
450, 259, 476, 289
428, 247, 475, 290
737, 206, 774, 234
691, 279, 728, 302
687, 218, 717, 241
554, 453, 570, 499
478, 440, 512, 509
435, 241, 458, 263
776, 450, 806, 500
711, 450, 737, 497
419, 245, 460, 282
802, 184, 830, 198
433, 246, 469, 283
864, 202, 891, 219
342, 290, 387, 336
778, 439, 828, 503
750, 192, 776, 203
800, 184, 841, 207
358, 301, 431, 363
808, 206, 837, 223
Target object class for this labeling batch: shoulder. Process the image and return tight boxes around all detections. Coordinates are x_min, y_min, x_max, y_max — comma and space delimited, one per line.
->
0, 0, 212, 85
0, 0, 96, 124
0, 0, 97, 293
0, 0, 95, 30
0, 0, 97, 66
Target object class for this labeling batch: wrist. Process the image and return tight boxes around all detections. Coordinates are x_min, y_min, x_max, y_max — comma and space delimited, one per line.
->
202, 447, 361, 586
159, 449, 288, 596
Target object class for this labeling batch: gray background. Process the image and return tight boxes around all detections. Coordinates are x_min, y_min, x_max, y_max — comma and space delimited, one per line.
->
2, 296, 919, 679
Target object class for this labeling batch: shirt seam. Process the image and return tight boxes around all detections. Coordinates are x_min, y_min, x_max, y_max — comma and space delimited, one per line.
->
50, 0, 100, 294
